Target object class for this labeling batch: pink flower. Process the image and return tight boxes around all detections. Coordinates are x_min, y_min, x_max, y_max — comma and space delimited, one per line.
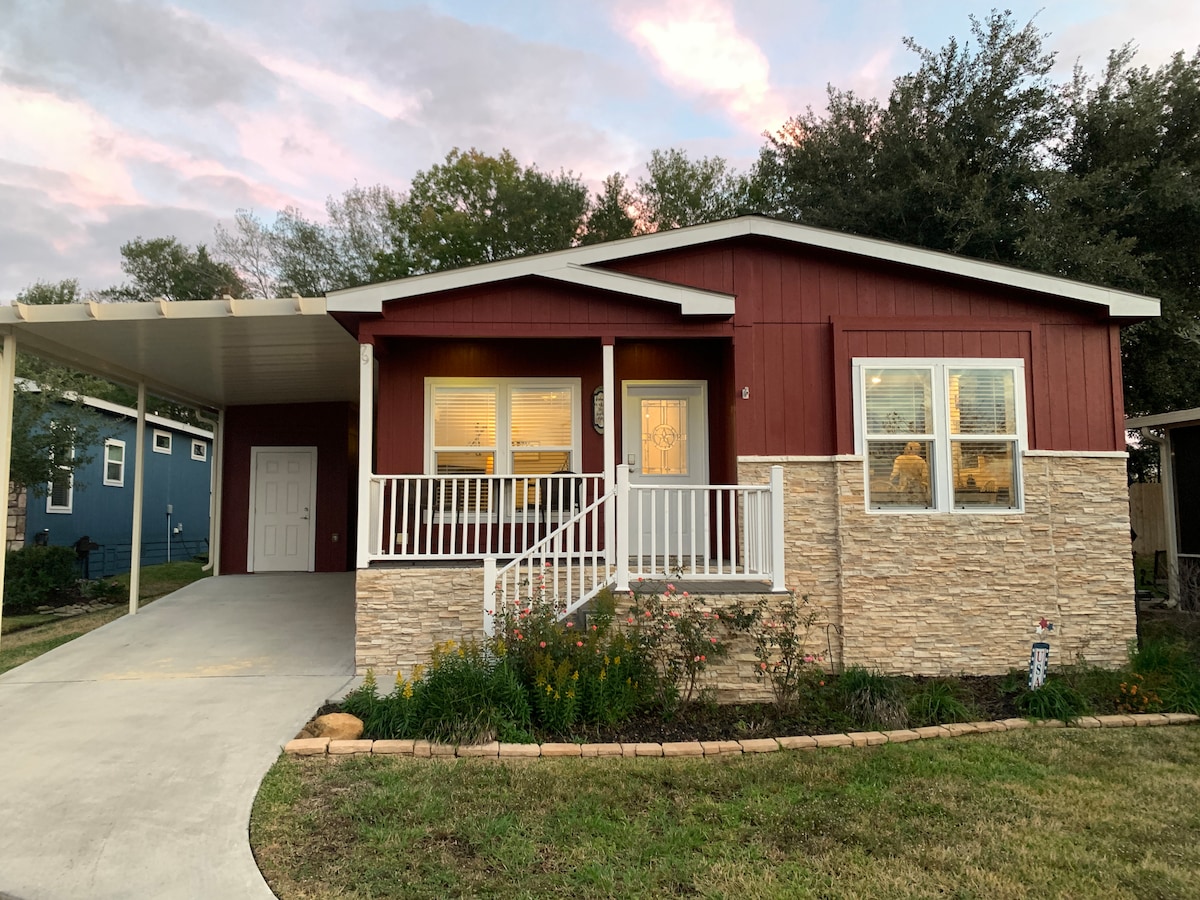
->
627, 616, 635, 624
576, 641, 583, 647
683, 591, 689, 597
644, 610, 652, 617
590, 624, 597, 631
759, 662, 767, 670
566, 621, 574, 628
710, 637, 717, 644
539, 641, 546, 648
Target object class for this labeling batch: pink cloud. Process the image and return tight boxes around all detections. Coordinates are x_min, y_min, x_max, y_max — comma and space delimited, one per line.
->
615, 0, 789, 134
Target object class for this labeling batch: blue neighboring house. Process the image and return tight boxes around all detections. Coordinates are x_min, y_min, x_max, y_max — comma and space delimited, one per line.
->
20, 392, 213, 579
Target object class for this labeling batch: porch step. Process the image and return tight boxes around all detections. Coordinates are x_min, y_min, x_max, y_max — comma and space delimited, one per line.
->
622, 579, 785, 596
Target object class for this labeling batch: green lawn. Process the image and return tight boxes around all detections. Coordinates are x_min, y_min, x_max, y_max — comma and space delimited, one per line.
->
252, 726, 1200, 899
0, 561, 209, 674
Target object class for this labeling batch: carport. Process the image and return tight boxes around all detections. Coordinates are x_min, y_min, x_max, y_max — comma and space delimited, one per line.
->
0, 297, 362, 626
1128, 407, 1200, 609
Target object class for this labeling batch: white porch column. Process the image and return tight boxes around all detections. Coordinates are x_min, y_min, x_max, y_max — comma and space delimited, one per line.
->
614, 464, 630, 593
128, 382, 147, 615
0, 333, 17, 650
1145, 427, 1180, 602
355, 342, 375, 570
770, 464, 786, 592
602, 340, 615, 567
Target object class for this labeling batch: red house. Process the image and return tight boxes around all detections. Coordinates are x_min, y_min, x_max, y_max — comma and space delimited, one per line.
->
0, 217, 1159, 686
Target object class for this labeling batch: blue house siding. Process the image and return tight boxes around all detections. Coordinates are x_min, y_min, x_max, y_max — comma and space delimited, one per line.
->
24, 413, 212, 578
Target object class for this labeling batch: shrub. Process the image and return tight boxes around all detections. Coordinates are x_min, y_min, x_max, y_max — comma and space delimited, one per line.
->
625, 585, 731, 705
908, 680, 974, 726
3, 545, 78, 614
492, 587, 657, 729
411, 640, 530, 744
838, 667, 908, 729
1013, 677, 1089, 723
741, 593, 822, 711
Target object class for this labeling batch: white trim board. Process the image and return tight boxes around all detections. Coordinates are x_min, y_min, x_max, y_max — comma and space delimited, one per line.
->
327, 216, 1159, 319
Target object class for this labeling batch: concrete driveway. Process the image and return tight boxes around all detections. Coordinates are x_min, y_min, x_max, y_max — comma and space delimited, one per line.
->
0, 573, 356, 900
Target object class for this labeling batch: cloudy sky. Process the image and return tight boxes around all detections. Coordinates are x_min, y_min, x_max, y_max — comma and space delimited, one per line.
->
1, 0, 1196, 300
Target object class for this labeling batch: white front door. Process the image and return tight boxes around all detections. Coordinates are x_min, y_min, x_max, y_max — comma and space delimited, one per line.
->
250, 448, 316, 572
621, 382, 709, 567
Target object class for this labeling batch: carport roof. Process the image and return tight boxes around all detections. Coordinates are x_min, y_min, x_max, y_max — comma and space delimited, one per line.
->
0, 297, 359, 409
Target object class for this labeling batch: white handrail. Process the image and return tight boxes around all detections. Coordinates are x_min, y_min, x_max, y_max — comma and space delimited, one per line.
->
484, 489, 613, 634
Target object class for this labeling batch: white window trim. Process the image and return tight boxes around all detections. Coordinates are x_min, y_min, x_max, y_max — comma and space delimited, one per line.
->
423, 377, 582, 476
152, 429, 172, 455
191, 439, 208, 462
46, 453, 74, 514
104, 439, 126, 487
852, 357, 1027, 515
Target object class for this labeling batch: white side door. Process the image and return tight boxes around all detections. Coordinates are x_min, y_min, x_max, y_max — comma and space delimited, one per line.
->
621, 382, 708, 566
250, 448, 316, 572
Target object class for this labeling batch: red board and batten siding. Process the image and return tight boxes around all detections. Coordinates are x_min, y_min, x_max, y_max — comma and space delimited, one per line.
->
607, 240, 1126, 454
357, 278, 733, 341
374, 337, 737, 486
221, 402, 355, 574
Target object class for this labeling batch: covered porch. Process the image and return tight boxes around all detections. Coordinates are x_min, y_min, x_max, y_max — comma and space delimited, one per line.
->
354, 333, 787, 628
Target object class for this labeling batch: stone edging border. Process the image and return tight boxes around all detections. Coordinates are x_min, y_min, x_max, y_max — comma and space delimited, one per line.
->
285, 712, 1199, 759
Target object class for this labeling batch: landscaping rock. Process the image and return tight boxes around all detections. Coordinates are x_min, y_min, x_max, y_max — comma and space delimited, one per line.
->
580, 743, 623, 757
540, 743, 582, 758
498, 743, 540, 758
457, 742, 500, 757
738, 738, 780, 753
814, 733, 853, 748
328, 740, 373, 756
285, 738, 329, 756
777, 735, 818, 750
372, 740, 415, 756
311, 713, 364, 740
700, 740, 742, 756
661, 741, 704, 758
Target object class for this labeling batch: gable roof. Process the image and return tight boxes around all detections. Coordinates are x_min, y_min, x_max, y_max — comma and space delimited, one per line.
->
15, 378, 214, 438
326, 216, 1160, 320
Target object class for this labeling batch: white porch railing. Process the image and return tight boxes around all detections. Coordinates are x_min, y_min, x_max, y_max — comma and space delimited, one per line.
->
622, 466, 786, 587
363, 465, 787, 628
366, 473, 604, 561
483, 490, 613, 634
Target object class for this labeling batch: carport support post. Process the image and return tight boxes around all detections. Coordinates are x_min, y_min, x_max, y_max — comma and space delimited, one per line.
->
355, 343, 375, 570
602, 340, 615, 568
128, 382, 147, 615
0, 333, 17, 650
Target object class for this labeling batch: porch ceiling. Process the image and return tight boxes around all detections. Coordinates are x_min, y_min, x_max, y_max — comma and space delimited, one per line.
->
0, 298, 359, 409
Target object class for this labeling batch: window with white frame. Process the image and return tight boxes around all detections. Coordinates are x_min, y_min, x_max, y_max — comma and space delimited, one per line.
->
153, 429, 172, 454
191, 439, 207, 462
104, 439, 125, 486
854, 358, 1026, 512
426, 378, 580, 476
46, 450, 74, 514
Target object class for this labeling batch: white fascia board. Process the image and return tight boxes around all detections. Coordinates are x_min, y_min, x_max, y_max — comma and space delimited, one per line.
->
539, 265, 735, 315
325, 216, 1159, 319
1126, 408, 1200, 429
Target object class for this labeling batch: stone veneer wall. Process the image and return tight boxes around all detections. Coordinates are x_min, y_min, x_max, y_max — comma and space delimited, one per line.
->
357, 566, 487, 674
740, 454, 1136, 676
356, 454, 1135, 685
6, 483, 26, 552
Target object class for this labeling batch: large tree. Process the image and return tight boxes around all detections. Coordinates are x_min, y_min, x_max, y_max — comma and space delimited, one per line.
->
761, 12, 1060, 261
1020, 48, 1200, 416
635, 148, 754, 230
102, 237, 246, 302
214, 185, 401, 297
9, 281, 107, 493
375, 148, 589, 278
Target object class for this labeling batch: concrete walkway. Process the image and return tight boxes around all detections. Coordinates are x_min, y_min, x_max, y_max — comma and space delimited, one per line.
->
0, 573, 356, 900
